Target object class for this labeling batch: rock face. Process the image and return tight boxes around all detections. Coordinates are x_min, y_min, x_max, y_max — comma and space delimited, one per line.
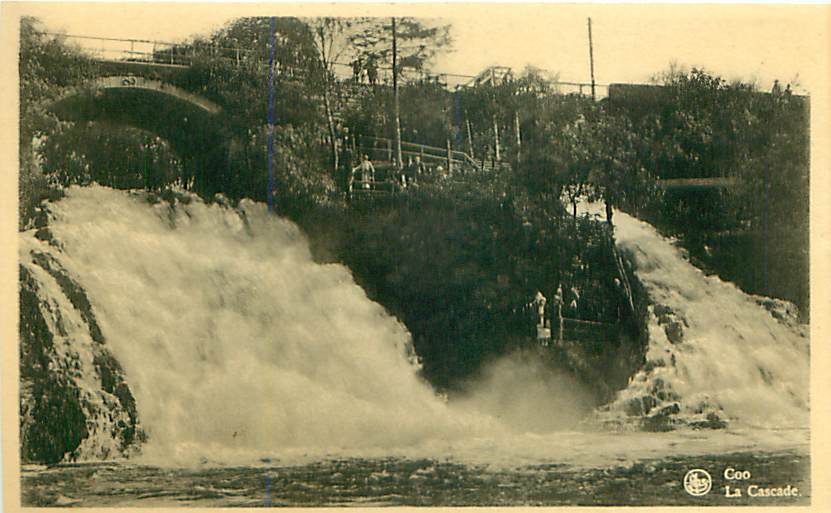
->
751, 295, 807, 335
19, 245, 143, 464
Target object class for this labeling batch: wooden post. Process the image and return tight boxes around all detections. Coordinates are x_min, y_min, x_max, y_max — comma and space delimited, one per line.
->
446, 138, 453, 176
454, 87, 463, 147
386, 139, 392, 162
588, 18, 596, 101
514, 111, 521, 163
466, 118, 475, 160
492, 114, 501, 161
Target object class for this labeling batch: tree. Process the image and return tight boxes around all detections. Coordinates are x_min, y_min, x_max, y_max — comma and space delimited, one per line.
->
18, 17, 97, 228
509, 91, 594, 207
350, 17, 451, 169
558, 115, 593, 223
306, 17, 367, 176
171, 17, 336, 204
581, 111, 655, 224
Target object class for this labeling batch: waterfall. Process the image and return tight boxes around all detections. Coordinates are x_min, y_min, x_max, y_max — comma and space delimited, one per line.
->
593, 208, 809, 429
19, 185, 499, 464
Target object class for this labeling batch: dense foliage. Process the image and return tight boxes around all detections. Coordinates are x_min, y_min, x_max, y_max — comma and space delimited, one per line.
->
40, 124, 182, 190
327, 173, 637, 390
609, 70, 809, 314
18, 17, 96, 227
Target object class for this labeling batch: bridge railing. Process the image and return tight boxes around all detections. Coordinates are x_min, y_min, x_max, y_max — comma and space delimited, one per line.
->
36, 31, 607, 98
560, 317, 619, 341
37, 32, 268, 69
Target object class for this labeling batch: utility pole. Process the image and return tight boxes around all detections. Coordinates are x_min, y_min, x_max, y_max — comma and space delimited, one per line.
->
392, 17, 404, 170
588, 17, 596, 101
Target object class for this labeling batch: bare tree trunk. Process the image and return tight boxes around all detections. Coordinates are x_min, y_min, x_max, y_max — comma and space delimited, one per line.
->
514, 111, 521, 165
392, 17, 403, 170
571, 184, 582, 226
322, 84, 339, 176
465, 118, 475, 159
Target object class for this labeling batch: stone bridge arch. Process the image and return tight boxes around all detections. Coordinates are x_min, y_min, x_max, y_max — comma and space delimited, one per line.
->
62, 75, 221, 114
47, 75, 232, 195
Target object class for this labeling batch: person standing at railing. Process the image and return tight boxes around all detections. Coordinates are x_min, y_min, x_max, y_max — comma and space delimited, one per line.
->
569, 286, 580, 317
366, 56, 379, 86
353, 155, 375, 190
351, 58, 363, 84
414, 155, 426, 181
530, 291, 552, 345
402, 157, 414, 188
554, 285, 564, 343
533, 291, 547, 328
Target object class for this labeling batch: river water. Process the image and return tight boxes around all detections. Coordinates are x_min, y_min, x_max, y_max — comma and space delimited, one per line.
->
18, 187, 810, 506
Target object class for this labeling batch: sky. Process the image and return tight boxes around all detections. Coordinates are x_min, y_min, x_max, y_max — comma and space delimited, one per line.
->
14, 3, 829, 95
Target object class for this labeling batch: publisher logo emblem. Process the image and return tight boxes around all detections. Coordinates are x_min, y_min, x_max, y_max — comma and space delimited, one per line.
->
684, 469, 712, 496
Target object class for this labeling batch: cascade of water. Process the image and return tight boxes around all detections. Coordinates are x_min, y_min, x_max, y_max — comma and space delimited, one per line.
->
592, 206, 809, 429
20, 186, 503, 464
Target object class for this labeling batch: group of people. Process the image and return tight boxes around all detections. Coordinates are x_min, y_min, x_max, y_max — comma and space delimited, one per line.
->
530, 285, 583, 345
339, 127, 446, 195
770, 80, 796, 106
400, 156, 429, 187
351, 56, 380, 86
347, 154, 429, 193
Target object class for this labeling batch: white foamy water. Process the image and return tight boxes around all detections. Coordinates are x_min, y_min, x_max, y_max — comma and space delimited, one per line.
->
20, 186, 507, 464
585, 203, 809, 429
18, 187, 809, 468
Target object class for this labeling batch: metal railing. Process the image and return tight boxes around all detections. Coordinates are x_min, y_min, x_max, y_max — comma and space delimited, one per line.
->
35, 31, 608, 97
358, 135, 481, 170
